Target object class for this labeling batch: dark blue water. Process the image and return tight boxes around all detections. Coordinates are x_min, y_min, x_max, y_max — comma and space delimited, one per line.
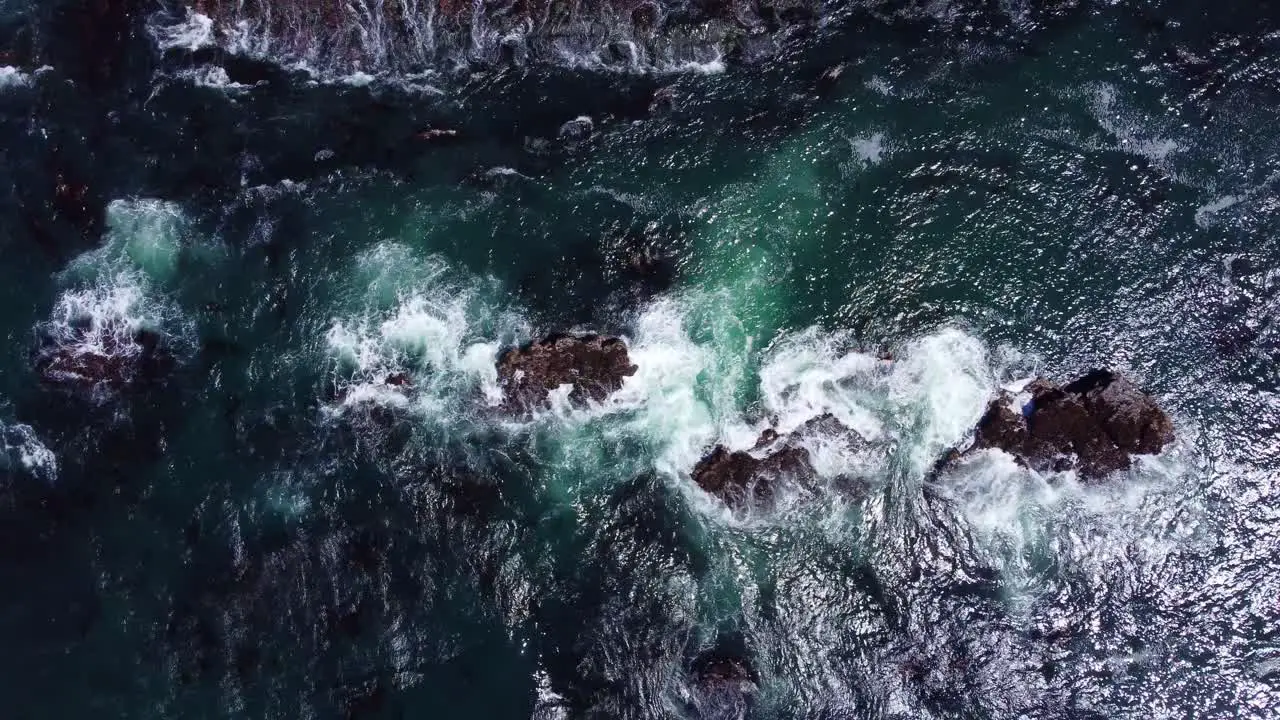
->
2, 2, 1279, 718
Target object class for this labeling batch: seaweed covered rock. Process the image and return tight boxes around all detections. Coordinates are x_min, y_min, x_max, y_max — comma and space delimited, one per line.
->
972, 370, 1173, 478
496, 333, 637, 414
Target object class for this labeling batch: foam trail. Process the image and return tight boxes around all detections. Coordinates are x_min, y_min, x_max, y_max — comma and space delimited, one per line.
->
886, 328, 995, 475
0, 66, 32, 90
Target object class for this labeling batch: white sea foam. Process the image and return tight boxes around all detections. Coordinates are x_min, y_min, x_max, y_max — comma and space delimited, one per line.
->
1, 422, 58, 483
147, 10, 216, 52
39, 200, 198, 397
539, 295, 996, 508
886, 328, 995, 471
35, 274, 176, 396
1084, 82, 1185, 171
323, 246, 524, 422
173, 65, 252, 92
65, 199, 190, 285
848, 132, 888, 166
0, 66, 31, 90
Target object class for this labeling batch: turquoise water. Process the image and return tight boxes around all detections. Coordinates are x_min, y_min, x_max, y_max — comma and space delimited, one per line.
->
2, 2, 1279, 718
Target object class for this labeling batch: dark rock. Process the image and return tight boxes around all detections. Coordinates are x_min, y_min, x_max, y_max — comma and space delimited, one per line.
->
692, 442, 813, 511
752, 428, 780, 448
496, 333, 637, 413
1063, 370, 1175, 455
602, 41, 639, 67
631, 2, 661, 32
970, 370, 1173, 479
692, 413, 874, 509
694, 654, 757, 685
649, 86, 676, 115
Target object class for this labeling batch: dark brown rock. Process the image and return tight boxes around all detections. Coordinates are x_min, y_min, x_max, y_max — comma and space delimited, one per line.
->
1063, 370, 1175, 455
970, 370, 1173, 479
691, 444, 813, 510
496, 333, 637, 413
693, 654, 757, 686
691, 412, 877, 509
690, 652, 757, 720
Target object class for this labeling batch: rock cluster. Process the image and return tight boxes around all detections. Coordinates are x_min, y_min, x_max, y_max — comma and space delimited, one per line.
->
970, 370, 1174, 478
495, 333, 637, 414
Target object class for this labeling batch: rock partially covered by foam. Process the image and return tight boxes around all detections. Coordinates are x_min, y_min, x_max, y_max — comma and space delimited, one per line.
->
972, 370, 1174, 478
496, 333, 637, 413
34, 324, 175, 395
692, 413, 863, 510
151, 0, 825, 76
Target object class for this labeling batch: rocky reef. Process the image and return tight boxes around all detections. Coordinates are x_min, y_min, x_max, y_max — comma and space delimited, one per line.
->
496, 332, 637, 414
968, 369, 1174, 478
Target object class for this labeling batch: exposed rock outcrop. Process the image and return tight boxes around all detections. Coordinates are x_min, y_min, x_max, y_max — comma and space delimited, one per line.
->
969, 370, 1174, 478
692, 413, 868, 510
152, 1, 826, 76
496, 333, 637, 414
691, 443, 813, 510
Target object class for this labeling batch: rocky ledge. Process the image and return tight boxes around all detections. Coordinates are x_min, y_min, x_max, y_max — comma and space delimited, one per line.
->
496, 333, 637, 414
968, 369, 1174, 478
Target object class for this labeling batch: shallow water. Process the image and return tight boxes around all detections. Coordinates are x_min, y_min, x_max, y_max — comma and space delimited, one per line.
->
2, 2, 1280, 719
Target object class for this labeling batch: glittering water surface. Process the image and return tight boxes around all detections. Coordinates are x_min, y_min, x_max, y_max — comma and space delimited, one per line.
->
1, 2, 1279, 719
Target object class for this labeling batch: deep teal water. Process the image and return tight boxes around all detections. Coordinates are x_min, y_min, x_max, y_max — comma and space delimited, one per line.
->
2, 2, 1280, 719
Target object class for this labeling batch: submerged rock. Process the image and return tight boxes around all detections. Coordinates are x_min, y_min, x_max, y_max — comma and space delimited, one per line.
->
557, 116, 594, 142
971, 370, 1173, 478
34, 326, 175, 394
496, 333, 637, 414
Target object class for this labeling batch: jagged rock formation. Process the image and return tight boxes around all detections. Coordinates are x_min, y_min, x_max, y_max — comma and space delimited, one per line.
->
969, 370, 1174, 478
496, 333, 636, 413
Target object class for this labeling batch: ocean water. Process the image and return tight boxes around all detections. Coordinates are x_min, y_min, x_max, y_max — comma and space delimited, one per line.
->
2, 1, 1279, 718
